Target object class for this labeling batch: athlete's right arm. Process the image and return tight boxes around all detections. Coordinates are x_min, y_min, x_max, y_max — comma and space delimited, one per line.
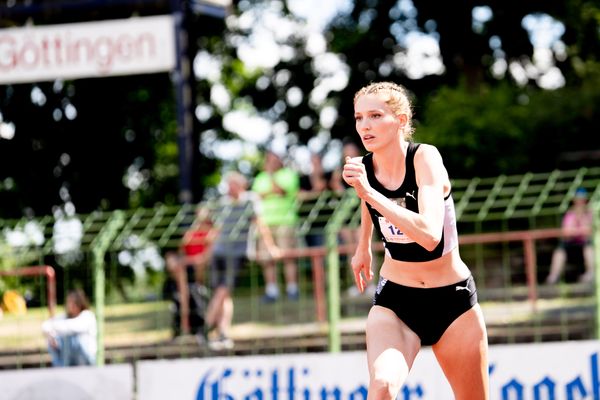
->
350, 201, 374, 293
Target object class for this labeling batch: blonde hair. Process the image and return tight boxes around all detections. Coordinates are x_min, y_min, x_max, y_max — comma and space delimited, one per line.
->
354, 81, 415, 140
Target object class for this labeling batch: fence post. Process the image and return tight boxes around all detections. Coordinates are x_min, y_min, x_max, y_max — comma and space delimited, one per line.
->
93, 248, 106, 366
91, 211, 125, 366
325, 226, 341, 352
325, 191, 360, 352
523, 237, 538, 311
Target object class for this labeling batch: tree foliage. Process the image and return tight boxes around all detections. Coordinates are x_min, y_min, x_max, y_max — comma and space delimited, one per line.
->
326, 0, 600, 177
0, 0, 599, 219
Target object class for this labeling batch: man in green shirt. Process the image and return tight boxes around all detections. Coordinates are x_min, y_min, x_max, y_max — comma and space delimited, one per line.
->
251, 150, 300, 302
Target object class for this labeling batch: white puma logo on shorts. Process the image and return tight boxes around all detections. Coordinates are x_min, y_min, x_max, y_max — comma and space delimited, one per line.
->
455, 284, 472, 293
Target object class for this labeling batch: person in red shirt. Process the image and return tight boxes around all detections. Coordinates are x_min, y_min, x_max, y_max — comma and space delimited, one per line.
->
182, 216, 212, 261
165, 206, 216, 336
546, 187, 595, 284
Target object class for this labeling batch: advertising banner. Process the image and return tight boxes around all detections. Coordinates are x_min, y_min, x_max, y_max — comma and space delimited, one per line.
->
0, 15, 176, 84
137, 340, 600, 400
489, 340, 600, 399
1, 340, 598, 399
137, 350, 450, 399
0, 363, 133, 400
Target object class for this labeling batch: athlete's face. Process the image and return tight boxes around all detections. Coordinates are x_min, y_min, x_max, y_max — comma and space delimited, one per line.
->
354, 93, 406, 152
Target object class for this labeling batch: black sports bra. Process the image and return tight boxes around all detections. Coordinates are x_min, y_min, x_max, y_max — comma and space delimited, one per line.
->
362, 142, 459, 262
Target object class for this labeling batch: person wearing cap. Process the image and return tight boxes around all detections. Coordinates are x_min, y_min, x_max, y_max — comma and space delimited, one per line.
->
545, 187, 595, 284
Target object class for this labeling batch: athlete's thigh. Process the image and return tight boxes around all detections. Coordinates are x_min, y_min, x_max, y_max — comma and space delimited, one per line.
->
432, 304, 489, 400
366, 305, 421, 384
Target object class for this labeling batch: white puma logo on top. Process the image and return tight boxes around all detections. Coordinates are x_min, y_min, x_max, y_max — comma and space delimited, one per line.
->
406, 191, 416, 200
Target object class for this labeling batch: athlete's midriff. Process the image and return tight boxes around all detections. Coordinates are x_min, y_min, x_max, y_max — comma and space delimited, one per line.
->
379, 246, 471, 288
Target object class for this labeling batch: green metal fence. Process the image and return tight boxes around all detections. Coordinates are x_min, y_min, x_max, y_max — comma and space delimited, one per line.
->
0, 166, 599, 368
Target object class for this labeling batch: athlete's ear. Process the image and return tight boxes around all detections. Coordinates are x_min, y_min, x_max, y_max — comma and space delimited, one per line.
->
396, 113, 407, 127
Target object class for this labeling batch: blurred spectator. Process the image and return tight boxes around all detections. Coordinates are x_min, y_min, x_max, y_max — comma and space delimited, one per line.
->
545, 187, 595, 284
205, 171, 280, 350
331, 139, 374, 297
331, 139, 362, 195
298, 152, 337, 295
299, 152, 335, 248
301, 152, 332, 194
331, 139, 363, 246
164, 206, 215, 336
42, 289, 96, 367
251, 150, 300, 302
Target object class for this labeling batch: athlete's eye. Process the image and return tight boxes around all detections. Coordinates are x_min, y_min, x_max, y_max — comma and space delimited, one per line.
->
371, 113, 382, 119
354, 115, 362, 122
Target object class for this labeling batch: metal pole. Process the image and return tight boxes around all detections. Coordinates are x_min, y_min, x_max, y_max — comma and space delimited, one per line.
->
325, 191, 360, 352
523, 237, 538, 311
172, 3, 195, 204
311, 254, 327, 322
93, 249, 105, 366
326, 226, 341, 352
91, 211, 125, 366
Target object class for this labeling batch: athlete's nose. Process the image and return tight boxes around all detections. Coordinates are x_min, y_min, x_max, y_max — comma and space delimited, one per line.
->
357, 119, 371, 132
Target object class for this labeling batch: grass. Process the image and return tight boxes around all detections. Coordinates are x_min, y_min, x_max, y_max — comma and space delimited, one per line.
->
1, 282, 597, 357
0, 301, 173, 352
0, 262, 341, 356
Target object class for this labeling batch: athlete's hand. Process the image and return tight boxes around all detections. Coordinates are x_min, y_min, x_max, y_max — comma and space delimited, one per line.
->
342, 156, 370, 199
350, 247, 373, 293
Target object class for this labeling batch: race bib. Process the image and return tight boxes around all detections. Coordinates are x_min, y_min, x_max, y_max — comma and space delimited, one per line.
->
378, 216, 415, 244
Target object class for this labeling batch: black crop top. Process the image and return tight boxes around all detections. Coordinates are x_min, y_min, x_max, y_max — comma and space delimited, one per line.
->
362, 142, 459, 262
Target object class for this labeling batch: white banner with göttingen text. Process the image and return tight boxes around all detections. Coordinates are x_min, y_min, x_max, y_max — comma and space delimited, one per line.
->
137, 340, 600, 400
0, 15, 176, 84
1, 341, 600, 399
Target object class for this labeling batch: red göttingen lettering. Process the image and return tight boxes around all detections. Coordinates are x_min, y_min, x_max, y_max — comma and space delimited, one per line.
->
0, 16, 175, 83
0, 32, 157, 73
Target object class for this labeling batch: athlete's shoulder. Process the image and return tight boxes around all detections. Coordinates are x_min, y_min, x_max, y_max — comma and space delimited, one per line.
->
413, 143, 448, 185
414, 143, 443, 163
414, 142, 439, 154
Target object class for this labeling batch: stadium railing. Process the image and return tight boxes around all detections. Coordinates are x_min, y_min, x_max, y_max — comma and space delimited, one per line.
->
0, 166, 599, 368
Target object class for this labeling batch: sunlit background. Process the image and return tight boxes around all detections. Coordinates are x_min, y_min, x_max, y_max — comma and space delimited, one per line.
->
0, 2, 599, 396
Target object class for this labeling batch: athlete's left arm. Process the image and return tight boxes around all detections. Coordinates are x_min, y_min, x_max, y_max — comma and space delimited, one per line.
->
412, 144, 448, 249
